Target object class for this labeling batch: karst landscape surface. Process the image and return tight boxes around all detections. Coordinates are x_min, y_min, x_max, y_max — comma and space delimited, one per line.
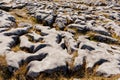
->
0, 0, 120, 80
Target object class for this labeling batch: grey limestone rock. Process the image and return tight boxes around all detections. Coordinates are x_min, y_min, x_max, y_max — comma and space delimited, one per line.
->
0, 10, 16, 28
27, 46, 71, 78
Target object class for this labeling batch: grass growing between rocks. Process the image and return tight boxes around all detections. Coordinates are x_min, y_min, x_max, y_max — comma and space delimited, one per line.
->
10, 63, 28, 80
11, 44, 21, 52
87, 32, 120, 45
0, 56, 120, 80
0, 1, 120, 80
10, 8, 38, 26
111, 32, 120, 42
0, 56, 12, 80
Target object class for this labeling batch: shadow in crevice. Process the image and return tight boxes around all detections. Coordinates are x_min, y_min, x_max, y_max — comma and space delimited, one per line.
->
25, 53, 48, 64
88, 59, 109, 76
26, 65, 69, 80
34, 44, 51, 53
81, 44, 95, 51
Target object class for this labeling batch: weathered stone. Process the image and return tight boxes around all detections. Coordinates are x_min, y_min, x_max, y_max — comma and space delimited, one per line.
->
104, 21, 120, 37
6, 51, 48, 72
0, 10, 16, 28
0, 0, 120, 79
0, 34, 17, 55
35, 10, 53, 24
20, 35, 50, 53
4, 27, 32, 36
88, 34, 119, 44
27, 31, 43, 42
54, 14, 72, 30
0, 0, 12, 4
74, 36, 120, 77
27, 46, 71, 78
67, 24, 89, 33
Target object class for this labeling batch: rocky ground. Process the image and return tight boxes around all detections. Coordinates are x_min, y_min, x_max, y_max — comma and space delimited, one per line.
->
0, 0, 120, 80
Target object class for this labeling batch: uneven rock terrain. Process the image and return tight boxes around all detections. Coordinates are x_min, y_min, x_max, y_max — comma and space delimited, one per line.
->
0, 0, 120, 79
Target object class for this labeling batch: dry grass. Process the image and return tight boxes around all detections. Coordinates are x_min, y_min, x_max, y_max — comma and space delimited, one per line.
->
0, 56, 7, 65
11, 45, 21, 52
0, 1, 120, 80
107, 26, 120, 42
53, 0, 60, 2
10, 63, 27, 80
10, 8, 37, 26
0, 56, 12, 79
0, 55, 120, 80
67, 51, 78, 71
111, 33, 120, 41
86, 31, 119, 44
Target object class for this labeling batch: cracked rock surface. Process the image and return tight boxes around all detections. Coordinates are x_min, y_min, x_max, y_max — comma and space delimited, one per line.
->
0, 0, 120, 79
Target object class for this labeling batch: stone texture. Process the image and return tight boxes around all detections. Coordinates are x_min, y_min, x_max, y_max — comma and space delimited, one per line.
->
0, 10, 16, 28
0, 0, 120, 79
74, 36, 120, 77
27, 46, 71, 78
